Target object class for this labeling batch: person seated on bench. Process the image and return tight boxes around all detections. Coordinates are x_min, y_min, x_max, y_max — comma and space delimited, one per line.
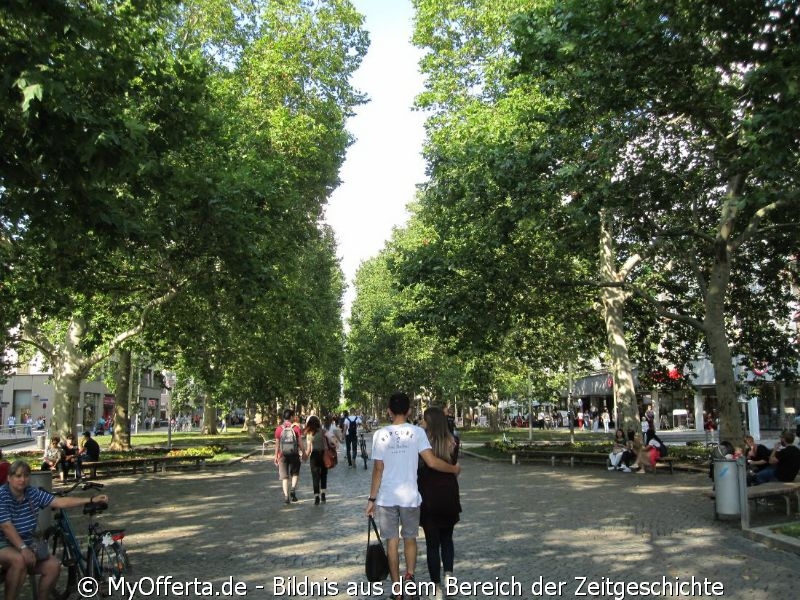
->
77, 431, 101, 479
640, 434, 667, 473
744, 435, 770, 474
41, 436, 65, 482
59, 434, 79, 482
751, 430, 800, 486
608, 429, 634, 472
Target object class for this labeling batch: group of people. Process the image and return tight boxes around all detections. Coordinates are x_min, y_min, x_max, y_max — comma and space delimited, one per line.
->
272, 396, 462, 599
41, 431, 100, 483
273, 411, 344, 505
607, 428, 667, 473
738, 430, 800, 486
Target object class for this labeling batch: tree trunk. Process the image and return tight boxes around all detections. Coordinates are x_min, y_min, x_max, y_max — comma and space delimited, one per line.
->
599, 211, 640, 436
202, 398, 218, 434
49, 317, 91, 437
703, 239, 744, 441
109, 349, 132, 450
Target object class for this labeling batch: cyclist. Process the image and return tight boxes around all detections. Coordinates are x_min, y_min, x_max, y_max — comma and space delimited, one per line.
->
0, 460, 108, 600
342, 410, 362, 468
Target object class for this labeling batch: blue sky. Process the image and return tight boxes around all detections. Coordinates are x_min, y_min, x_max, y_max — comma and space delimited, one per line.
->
324, 0, 426, 317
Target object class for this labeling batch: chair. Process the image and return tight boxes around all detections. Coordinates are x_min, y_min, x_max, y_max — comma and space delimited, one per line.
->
260, 433, 271, 456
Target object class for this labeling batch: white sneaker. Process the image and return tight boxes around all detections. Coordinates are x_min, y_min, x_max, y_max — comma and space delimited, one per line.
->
621, 466, 631, 473
431, 585, 444, 600
607, 466, 616, 471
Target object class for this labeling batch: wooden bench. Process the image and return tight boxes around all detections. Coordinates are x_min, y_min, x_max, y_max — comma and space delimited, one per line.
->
81, 454, 213, 477
703, 481, 800, 526
510, 449, 675, 473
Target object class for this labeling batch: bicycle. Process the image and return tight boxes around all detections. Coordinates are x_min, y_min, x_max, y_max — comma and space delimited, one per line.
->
46, 480, 131, 599
358, 432, 369, 470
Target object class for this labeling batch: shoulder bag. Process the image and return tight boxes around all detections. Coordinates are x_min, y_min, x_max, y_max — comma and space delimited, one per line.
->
323, 435, 338, 469
364, 516, 389, 582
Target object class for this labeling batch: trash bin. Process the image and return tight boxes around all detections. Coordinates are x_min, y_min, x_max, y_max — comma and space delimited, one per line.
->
35, 430, 47, 450
714, 456, 748, 519
28, 470, 53, 533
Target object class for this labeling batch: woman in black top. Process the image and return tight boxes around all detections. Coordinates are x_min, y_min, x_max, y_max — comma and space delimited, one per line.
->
418, 407, 461, 598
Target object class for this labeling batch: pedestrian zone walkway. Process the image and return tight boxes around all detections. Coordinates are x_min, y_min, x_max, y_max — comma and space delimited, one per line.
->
41, 447, 798, 600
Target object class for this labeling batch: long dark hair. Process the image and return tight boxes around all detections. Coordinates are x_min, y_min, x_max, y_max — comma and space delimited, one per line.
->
423, 406, 455, 462
304, 415, 321, 435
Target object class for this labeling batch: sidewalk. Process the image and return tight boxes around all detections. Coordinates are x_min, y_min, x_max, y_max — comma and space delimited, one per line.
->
46, 448, 799, 599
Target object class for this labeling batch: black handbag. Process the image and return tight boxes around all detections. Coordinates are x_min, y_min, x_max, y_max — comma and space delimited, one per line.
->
364, 516, 389, 582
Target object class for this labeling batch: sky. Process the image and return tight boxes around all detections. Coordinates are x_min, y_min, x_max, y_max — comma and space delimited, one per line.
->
324, 0, 426, 318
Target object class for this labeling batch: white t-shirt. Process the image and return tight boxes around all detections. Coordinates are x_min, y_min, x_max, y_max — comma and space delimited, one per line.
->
371, 423, 431, 508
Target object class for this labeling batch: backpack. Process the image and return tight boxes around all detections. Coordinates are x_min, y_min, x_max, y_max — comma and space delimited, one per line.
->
657, 440, 668, 458
347, 417, 358, 436
279, 424, 298, 456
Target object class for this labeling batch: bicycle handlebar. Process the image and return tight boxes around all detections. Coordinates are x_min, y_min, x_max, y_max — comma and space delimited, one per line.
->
52, 480, 105, 497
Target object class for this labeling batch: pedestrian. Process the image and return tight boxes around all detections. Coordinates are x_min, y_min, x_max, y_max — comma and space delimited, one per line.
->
601, 409, 610, 434
325, 415, 343, 451
303, 416, 328, 505
342, 410, 361, 468
274, 409, 304, 504
645, 405, 656, 443
365, 392, 461, 600
418, 406, 461, 600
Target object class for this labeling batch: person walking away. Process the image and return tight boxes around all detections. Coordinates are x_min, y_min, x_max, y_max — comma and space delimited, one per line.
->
303, 416, 329, 505
365, 392, 461, 600
418, 407, 461, 600
342, 410, 361, 468
274, 409, 305, 504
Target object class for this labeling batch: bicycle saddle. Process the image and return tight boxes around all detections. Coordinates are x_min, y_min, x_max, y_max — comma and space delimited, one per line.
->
83, 501, 108, 515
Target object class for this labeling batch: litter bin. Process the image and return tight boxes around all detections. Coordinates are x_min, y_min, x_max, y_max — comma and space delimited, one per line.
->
35, 430, 47, 450
28, 470, 53, 533
712, 453, 748, 525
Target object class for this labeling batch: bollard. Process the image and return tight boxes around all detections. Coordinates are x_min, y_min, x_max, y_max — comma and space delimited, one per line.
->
511, 453, 517, 465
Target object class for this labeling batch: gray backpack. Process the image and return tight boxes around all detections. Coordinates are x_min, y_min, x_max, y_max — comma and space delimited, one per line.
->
279, 425, 298, 456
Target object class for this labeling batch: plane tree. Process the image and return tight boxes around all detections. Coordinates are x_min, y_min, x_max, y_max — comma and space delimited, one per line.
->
510, 0, 800, 439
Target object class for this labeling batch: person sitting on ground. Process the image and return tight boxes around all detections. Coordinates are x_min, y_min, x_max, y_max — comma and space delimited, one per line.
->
41, 436, 65, 482
751, 430, 800, 486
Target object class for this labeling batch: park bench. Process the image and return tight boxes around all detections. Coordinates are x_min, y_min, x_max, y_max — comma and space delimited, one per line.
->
510, 448, 676, 473
80, 453, 213, 477
703, 481, 800, 526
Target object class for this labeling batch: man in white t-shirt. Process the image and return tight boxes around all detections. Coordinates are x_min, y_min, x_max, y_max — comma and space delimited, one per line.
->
366, 392, 461, 600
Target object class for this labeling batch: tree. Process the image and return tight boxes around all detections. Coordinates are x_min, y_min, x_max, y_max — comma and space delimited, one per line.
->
511, 0, 800, 439
2, 1, 366, 438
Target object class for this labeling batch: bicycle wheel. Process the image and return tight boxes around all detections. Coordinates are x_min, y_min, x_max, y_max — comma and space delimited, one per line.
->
48, 530, 78, 600
360, 440, 368, 469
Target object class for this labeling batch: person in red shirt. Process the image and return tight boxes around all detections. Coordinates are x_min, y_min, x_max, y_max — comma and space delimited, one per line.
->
274, 409, 306, 504
0, 449, 9, 485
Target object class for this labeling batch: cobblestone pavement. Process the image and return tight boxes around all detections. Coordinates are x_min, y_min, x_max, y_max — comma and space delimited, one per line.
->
47, 447, 799, 600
